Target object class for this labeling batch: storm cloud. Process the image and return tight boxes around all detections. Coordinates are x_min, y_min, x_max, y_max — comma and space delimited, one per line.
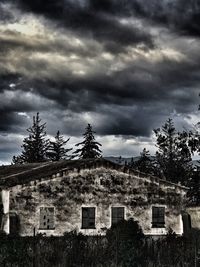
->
0, 0, 200, 163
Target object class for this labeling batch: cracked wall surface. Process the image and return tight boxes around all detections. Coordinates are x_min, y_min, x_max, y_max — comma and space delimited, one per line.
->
7, 167, 186, 236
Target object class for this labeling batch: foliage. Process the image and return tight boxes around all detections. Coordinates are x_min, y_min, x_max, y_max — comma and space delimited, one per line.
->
117, 156, 123, 164
187, 166, 200, 205
47, 131, 72, 161
13, 113, 49, 164
107, 218, 144, 242
12, 155, 24, 165
73, 124, 102, 159
106, 219, 145, 266
0, 229, 199, 267
130, 148, 155, 175
154, 118, 193, 184
187, 124, 200, 154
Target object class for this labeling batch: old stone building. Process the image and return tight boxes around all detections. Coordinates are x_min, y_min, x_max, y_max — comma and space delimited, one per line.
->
0, 158, 188, 236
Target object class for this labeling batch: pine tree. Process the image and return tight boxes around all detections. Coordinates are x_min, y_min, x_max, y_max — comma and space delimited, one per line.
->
73, 124, 102, 159
117, 156, 123, 165
129, 157, 134, 167
47, 131, 72, 161
13, 113, 49, 164
187, 166, 200, 205
132, 148, 155, 175
187, 124, 200, 154
154, 118, 193, 184
12, 155, 24, 165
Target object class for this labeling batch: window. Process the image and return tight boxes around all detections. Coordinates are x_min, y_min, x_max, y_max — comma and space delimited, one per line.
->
9, 212, 20, 235
82, 207, 95, 229
39, 207, 55, 230
152, 206, 165, 228
111, 207, 125, 225
182, 212, 191, 233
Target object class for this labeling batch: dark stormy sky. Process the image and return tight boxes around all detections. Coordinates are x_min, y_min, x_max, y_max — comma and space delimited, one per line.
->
0, 0, 200, 164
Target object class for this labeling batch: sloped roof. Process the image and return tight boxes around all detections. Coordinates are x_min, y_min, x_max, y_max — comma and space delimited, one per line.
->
0, 158, 187, 190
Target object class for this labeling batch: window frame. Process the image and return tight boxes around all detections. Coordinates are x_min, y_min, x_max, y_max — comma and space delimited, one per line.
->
151, 206, 165, 228
81, 207, 96, 229
111, 206, 125, 226
39, 207, 55, 230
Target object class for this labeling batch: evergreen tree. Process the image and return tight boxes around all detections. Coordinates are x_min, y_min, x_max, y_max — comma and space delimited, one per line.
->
187, 166, 200, 205
13, 113, 49, 164
186, 97, 200, 203
73, 124, 102, 159
132, 148, 155, 175
187, 124, 200, 154
129, 157, 134, 167
154, 118, 193, 184
12, 155, 24, 165
117, 156, 123, 165
47, 131, 72, 161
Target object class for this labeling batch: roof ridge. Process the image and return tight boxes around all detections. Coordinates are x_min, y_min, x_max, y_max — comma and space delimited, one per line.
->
0, 158, 188, 190
0, 162, 52, 180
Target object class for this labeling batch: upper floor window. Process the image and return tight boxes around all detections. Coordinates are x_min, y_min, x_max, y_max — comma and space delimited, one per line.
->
152, 206, 165, 228
82, 207, 95, 229
111, 207, 125, 225
39, 207, 55, 230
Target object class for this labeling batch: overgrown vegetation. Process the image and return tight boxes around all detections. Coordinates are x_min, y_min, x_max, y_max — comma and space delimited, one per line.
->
0, 220, 199, 267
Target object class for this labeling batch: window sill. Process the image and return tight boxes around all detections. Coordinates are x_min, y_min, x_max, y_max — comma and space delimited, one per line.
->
81, 227, 96, 230
151, 225, 165, 228
39, 228, 55, 230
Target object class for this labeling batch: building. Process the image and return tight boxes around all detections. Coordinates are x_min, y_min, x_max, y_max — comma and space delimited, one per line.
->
0, 158, 188, 236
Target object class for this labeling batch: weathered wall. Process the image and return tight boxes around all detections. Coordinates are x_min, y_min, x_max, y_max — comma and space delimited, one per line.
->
1, 189, 10, 234
186, 207, 200, 229
8, 167, 186, 236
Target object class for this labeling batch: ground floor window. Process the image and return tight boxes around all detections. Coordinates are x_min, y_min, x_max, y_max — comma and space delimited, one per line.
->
111, 207, 125, 225
39, 207, 55, 230
152, 206, 165, 228
81, 207, 96, 229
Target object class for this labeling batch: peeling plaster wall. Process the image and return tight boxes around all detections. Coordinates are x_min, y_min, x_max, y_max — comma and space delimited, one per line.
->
2, 189, 10, 234
8, 167, 186, 236
186, 207, 200, 229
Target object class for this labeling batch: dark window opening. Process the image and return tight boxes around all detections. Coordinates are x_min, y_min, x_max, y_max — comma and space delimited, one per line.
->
111, 207, 125, 225
9, 212, 20, 235
182, 212, 192, 234
0, 204, 3, 230
82, 207, 95, 229
39, 207, 55, 230
152, 206, 165, 228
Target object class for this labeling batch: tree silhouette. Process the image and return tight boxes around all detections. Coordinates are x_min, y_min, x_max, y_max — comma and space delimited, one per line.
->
131, 148, 155, 175
154, 118, 193, 184
73, 124, 102, 159
13, 113, 49, 163
187, 166, 200, 205
47, 131, 72, 161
